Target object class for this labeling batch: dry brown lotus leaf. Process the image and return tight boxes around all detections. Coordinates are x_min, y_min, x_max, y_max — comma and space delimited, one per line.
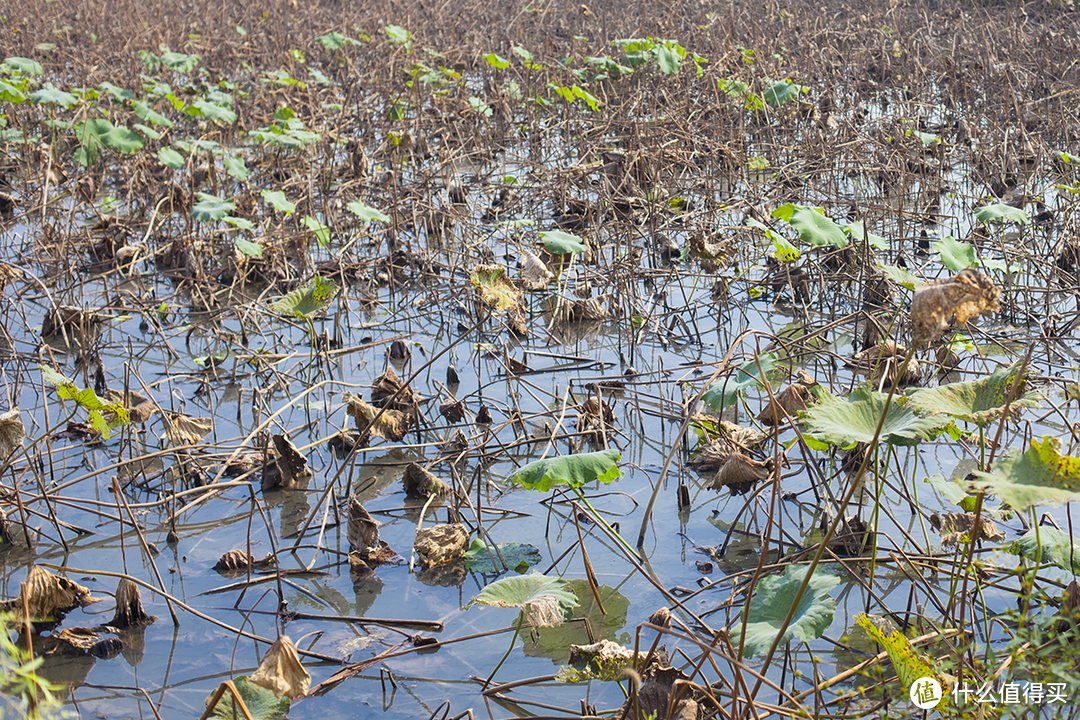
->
0, 262, 19, 292
930, 512, 1006, 547
706, 452, 774, 494
53, 627, 102, 652
439, 399, 465, 424
0, 506, 23, 546
213, 549, 276, 573
688, 421, 767, 471
757, 371, 818, 426
251, 635, 311, 700
911, 268, 1000, 346
403, 463, 450, 498
647, 607, 671, 628
113, 391, 156, 424
615, 665, 698, 720
846, 340, 922, 387
0, 408, 25, 463
21, 566, 93, 620
40, 305, 111, 341
110, 577, 153, 628
845, 339, 906, 369
347, 496, 380, 555
370, 366, 419, 411
414, 523, 468, 568
551, 293, 612, 323
164, 414, 213, 446
832, 516, 874, 557
519, 248, 555, 288
267, 434, 312, 490
345, 392, 411, 441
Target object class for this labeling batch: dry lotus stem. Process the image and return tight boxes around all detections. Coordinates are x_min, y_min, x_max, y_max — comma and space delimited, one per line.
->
910, 268, 1000, 346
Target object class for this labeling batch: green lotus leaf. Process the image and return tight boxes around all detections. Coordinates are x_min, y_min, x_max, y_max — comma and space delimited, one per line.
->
970, 437, 1080, 511
701, 353, 777, 413
472, 572, 578, 629
207, 676, 288, 720
974, 203, 1029, 225
1010, 525, 1080, 575
192, 193, 237, 222
732, 564, 838, 657
463, 539, 542, 573
803, 387, 946, 447
508, 449, 621, 492
269, 277, 339, 318
773, 204, 847, 248
933, 235, 977, 272
906, 363, 1040, 425
540, 230, 588, 255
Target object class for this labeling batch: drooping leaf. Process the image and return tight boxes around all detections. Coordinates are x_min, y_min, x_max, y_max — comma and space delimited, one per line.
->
249, 636, 310, 701
933, 235, 977, 272
29, 84, 78, 108
1010, 526, 1080, 575
657, 45, 681, 75
877, 262, 918, 290
301, 215, 331, 245
485, 53, 510, 69
974, 203, 1030, 225
269, 277, 339, 317
161, 51, 200, 73
132, 99, 174, 127
803, 387, 946, 447
908, 363, 1038, 427
5, 57, 43, 75
472, 572, 578, 628
192, 99, 237, 123
346, 199, 390, 223
970, 437, 1080, 511
540, 230, 588, 255
843, 221, 889, 250
463, 539, 542, 573
158, 146, 185, 169
923, 474, 978, 513
206, 676, 289, 720
236, 238, 263, 257
261, 189, 296, 215
773, 204, 847, 248
223, 154, 251, 181
101, 126, 144, 153
856, 613, 952, 709
192, 193, 236, 222
508, 449, 621, 492
701, 353, 778, 413
0, 80, 26, 103
763, 79, 805, 106
731, 564, 838, 656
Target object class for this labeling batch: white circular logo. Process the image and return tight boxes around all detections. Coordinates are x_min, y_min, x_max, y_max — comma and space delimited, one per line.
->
910, 676, 943, 710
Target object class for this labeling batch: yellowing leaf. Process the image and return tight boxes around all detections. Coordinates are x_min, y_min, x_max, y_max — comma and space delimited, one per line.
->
855, 613, 952, 710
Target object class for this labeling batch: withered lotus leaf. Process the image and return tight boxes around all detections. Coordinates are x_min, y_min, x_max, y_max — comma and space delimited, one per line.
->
911, 269, 1000, 346
414, 523, 469, 568
250, 635, 311, 700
